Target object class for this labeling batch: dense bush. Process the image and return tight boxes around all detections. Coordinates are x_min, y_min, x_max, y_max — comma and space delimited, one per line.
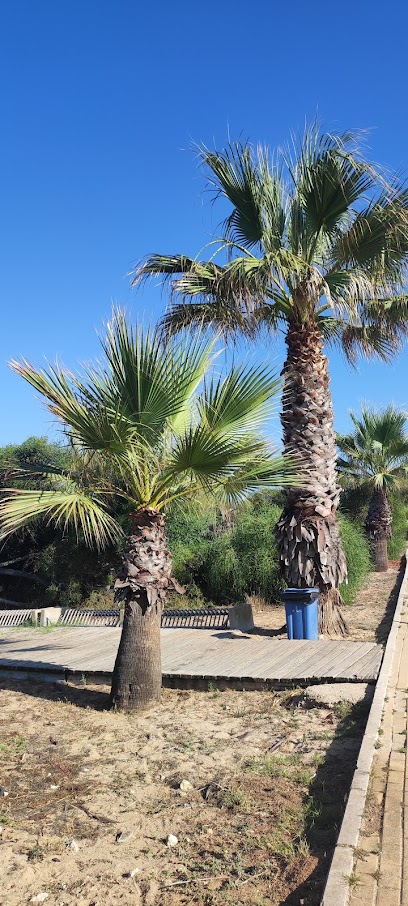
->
338, 514, 372, 606
168, 494, 372, 608
339, 482, 371, 523
202, 505, 284, 605
388, 493, 408, 559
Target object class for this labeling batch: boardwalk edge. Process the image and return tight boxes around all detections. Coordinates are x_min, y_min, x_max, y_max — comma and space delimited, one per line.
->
320, 551, 408, 906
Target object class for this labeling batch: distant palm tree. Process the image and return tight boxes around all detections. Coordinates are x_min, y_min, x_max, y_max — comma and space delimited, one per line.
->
133, 125, 408, 634
337, 406, 408, 571
0, 315, 299, 712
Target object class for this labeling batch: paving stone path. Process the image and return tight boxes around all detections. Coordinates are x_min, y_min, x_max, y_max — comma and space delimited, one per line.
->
350, 590, 408, 906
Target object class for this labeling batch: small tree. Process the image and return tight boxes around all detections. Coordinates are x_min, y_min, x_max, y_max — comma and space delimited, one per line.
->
0, 314, 299, 712
337, 406, 408, 570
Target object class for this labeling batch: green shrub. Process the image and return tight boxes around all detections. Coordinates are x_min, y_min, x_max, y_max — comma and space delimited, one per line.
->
388, 493, 408, 559
338, 514, 371, 605
168, 496, 374, 608
339, 483, 371, 523
202, 505, 284, 605
165, 503, 216, 605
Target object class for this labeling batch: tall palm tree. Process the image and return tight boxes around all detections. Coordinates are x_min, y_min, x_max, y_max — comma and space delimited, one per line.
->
0, 314, 299, 712
337, 406, 408, 571
133, 125, 408, 634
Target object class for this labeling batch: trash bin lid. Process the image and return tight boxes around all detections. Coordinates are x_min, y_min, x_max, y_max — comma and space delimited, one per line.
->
280, 587, 319, 603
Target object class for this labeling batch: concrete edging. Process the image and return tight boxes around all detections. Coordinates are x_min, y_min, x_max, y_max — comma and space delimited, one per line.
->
321, 552, 408, 906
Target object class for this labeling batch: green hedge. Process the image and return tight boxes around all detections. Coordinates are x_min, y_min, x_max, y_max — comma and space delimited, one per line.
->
202, 505, 284, 604
338, 514, 372, 606
167, 495, 372, 608
388, 493, 408, 559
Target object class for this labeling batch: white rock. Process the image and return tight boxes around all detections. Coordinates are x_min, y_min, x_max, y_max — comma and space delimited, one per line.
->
0, 787, 9, 797
125, 868, 140, 878
179, 780, 193, 792
116, 831, 134, 844
49, 784, 59, 790
30, 895, 49, 904
67, 839, 79, 852
166, 834, 178, 847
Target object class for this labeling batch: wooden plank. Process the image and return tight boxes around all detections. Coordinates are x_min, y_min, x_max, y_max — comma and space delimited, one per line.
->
227, 641, 312, 678
272, 641, 329, 679
339, 648, 383, 681
320, 644, 382, 680
282, 641, 367, 681
249, 640, 319, 679
293, 642, 376, 680
0, 627, 382, 684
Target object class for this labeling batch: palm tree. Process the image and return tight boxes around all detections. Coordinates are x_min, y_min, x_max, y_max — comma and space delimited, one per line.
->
133, 125, 408, 634
337, 406, 408, 571
0, 314, 299, 712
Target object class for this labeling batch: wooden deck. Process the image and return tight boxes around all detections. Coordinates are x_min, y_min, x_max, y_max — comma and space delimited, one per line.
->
0, 626, 383, 685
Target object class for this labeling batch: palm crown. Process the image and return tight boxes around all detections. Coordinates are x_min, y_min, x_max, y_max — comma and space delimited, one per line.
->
0, 314, 298, 547
337, 406, 408, 490
134, 125, 408, 357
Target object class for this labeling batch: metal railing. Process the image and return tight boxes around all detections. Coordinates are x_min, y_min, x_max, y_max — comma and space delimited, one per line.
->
59, 608, 120, 626
0, 605, 231, 630
161, 607, 229, 628
0, 609, 36, 627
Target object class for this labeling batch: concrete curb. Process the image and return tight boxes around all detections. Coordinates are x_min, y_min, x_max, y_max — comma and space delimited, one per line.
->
321, 552, 408, 906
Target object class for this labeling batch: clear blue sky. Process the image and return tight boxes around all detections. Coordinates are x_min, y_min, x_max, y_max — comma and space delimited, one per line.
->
1, 0, 408, 446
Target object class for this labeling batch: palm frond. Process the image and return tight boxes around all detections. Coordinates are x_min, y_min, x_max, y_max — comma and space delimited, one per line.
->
97, 313, 217, 437
290, 126, 376, 241
337, 405, 408, 489
198, 363, 281, 434
340, 323, 401, 364
0, 487, 122, 549
199, 142, 266, 249
131, 253, 197, 288
331, 188, 408, 276
213, 453, 303, 506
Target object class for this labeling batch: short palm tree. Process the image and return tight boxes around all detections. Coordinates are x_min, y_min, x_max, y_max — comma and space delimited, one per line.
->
0, 315, 300, 712
134, 125, 408, 634
337, 406, 408, 571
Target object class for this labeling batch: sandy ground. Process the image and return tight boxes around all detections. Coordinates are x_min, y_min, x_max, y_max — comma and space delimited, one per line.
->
0, 561, 403, 906
0, 680, 368, 906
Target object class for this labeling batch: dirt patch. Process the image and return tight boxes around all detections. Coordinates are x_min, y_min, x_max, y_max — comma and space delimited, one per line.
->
252, 561, 403, 642
0, 680, 370, 906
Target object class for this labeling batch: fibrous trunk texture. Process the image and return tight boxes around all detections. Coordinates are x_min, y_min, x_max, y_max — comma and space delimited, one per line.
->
367, 489, 392, 572
276, 319, 348, 636
373, 538, 389, 573
110, 510, 173, 712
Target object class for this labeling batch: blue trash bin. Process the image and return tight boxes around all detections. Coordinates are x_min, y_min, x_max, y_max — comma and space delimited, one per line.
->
280, 588, 319, 640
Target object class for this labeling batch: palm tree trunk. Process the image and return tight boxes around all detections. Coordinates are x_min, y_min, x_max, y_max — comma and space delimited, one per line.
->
373, 538, 389, 572
366, 489, 392, 572
110, 510, 172, 712
276, 318, 348, 636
